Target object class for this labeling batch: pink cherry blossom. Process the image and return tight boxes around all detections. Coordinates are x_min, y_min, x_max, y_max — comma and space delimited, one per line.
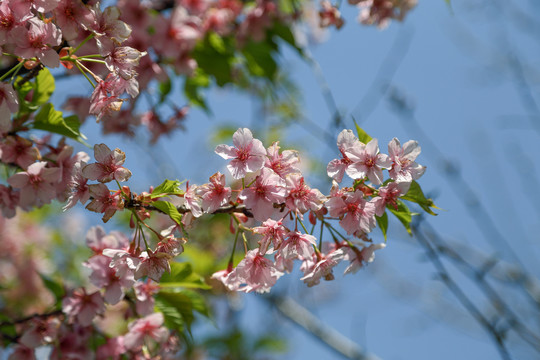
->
85, 183, 122, 222
19, 318, 60, 348
0, 83, 19, 133
12, 18, 62, 68
85, 255, 134, 304
343, 242, 386, 274
327, 129, 360, 183
264, 141, 300, 178
300, 248, 345, 287
388, 137, 426, 182
87, 6, 132, 55
184, 183, 203, 217
0, 136, 39, 169
63, 160, 91, 210
215, 128, 266, 179
0, 184, 19, 218
123, 313, 169, 351
53, 0, 95, 41
239, 168, 287, 221
326, 189, 376, 235
319, 0, 344, 29
134, 280, 159, 316
372, 181, 410, 216
62, 289, 105, 326
86, 226, 129, 254
156, 235, 185, 257
105, 46, 147, 79
197, 172, 232, 213
279, 231, 317, 261
96, 336, 126, 360
232, 249, 283, 293
253, 219, 287, 254
82, 143, 132, 183
7, 344, 35, 360
7, 161, 60, 208
345, 138, 391, 185
134, 250, 171, 282
285, 174, 326, 214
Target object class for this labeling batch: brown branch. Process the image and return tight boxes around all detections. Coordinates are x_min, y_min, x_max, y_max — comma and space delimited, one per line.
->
123, 199, 254, 218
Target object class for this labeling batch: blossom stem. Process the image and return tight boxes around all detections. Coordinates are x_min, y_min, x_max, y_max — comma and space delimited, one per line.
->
77, 54, 103, 59
228, 227, 241, 266
319, 220, 324, 249
139, 223, 150, 251
72, 33, 95, 55
78, 58, 107, 64
76, 60, 102, 82
0, 61, 24, 82
242, 232, 249, 253
297, 215, 309, 234
74, 61, 95, 88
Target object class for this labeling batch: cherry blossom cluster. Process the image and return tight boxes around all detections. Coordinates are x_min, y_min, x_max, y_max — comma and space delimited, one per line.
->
0, 136, 89, 218
0, 0, 145, 125
318, 0, 417, 30
6, 223, 179, 360
201, 127, 425, 292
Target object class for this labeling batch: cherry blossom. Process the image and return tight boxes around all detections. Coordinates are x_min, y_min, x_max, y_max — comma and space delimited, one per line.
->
239, 168, 287, 221
7, 161, 60, 208
12, 18, 62, 68
0, 83, 19, 133
215, 128, 266, 179
123, 313, 169, 351
82, 143, 132, 183
327, 129, 361, 183
326, 189, 376, 235
285, 174, 326, 214
197, 172, 232, 213
345, 138, 391, 185
264, 141, 301, 178
388, 137, 426, 182
232, 249, 283, 293
62, 289, 105, 326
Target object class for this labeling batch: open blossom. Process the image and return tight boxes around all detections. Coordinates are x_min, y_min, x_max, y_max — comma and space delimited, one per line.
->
88, 6, 132, 55
326, 189, 376, 235
343, 242, 386, 274
0, 184, 19, 218
123, 313, 169, 351
106, 46, 147, 79
82, 143, 132, 182
327, 129, 360, 183
0, 136, 39, 168
279, 231, 317, 261
197, 172, 231, 213
63, 160, 90, 210
134, 250, 171, 282
12, 18, 62, 68
85, 183, 123, 222
372, 181, 410, 216
232, 249, 283, 293
264, 142, 300, 178
239, 168, 287, 221
345, 138, 391, 185
388, 137, 425, 182
85, 255, 134, 304
53, 0, 95, 41
134, 280, 159, 316
7, 161, 60, 208
285, 174, 326, 214
19, 318, 61, 348
253, 219, 287, 254
0, 83, 19, 133
184, 183, 203, 217
215, 128, 266, 179
62, 289, 105, 326
300, 248, 345, 287
319, 0, 344, 29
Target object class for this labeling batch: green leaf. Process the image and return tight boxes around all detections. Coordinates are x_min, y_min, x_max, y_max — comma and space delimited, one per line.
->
155, 290, 211, 333
33, 68, 55, 106
388, 200, 413, 236
153, 200, 183, 225
254, 335, 288, 353
401, 180, 438, 216
192, 34, 234, 87
39, 273, 65, 303
271, 21, 303, 55
184, 69, 211, 113
352, 118, 373, 144
151, 179, 184, 199
242, 41, 278, 79
158, 78, 172, 104
376, 212, 388, 242
160, 262, 210, 290
33, 104, 87, 144
0, 314, 16, 344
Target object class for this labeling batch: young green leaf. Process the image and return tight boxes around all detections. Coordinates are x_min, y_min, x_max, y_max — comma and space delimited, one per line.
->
352, 118, 373, 144
151, 179, 184, 199
401, 180, 438, 216
33, 68, 55, 106
388, 200, 413, 236
33, 104, 88, 144
376, 213, 388, 242
153, 200, 183, 225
